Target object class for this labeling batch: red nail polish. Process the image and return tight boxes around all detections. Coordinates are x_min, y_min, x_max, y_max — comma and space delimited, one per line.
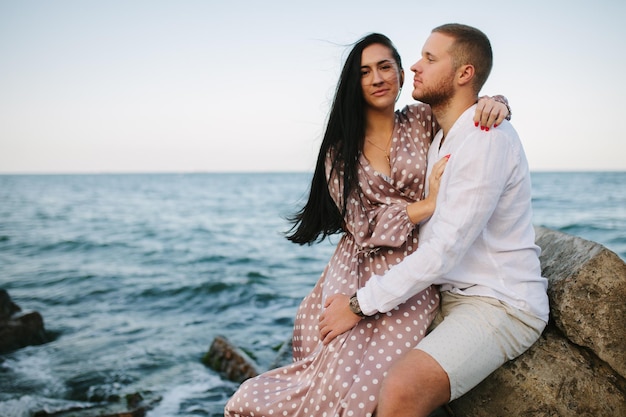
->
444, 154, 451, 159
493, 123, 499, 128
474, 121, 479, 127
480, 126, 485, 131
485, 127, 490, 131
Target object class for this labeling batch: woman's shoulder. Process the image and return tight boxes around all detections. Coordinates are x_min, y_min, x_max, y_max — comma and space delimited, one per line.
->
396, 102, 434, 121
395, 103, 439, 146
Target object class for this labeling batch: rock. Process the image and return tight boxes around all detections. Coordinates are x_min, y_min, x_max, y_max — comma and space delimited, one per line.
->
0, 288, 21, 319
0, 289, 48, 354
534, 226, 626, 377
202, 335, 260, 383
449, 326, 626, 416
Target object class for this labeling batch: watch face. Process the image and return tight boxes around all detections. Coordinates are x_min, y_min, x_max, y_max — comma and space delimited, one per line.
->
349, 295, 362, 315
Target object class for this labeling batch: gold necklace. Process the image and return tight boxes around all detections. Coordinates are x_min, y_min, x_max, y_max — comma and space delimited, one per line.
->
366, 135, 393, 163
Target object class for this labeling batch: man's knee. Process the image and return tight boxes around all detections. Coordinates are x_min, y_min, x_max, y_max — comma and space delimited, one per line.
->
380, 368, 414, 403
383, 349, 450, 405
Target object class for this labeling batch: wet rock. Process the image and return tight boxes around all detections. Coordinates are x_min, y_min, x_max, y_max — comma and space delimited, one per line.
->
0, 289, 48, 353
0, 288, 21, 319
202, 335, 260, 383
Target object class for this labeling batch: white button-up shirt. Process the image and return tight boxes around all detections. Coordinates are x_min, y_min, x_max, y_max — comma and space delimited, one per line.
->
358, 105, 550, 323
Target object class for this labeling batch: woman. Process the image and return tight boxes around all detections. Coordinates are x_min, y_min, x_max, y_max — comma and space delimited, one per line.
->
224, 33, 509, 417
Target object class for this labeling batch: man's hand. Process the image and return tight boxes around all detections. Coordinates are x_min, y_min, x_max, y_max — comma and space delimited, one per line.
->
319, 293, 363, 345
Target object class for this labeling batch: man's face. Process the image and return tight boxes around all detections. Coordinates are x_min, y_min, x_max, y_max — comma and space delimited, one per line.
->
410, 32, 457, 107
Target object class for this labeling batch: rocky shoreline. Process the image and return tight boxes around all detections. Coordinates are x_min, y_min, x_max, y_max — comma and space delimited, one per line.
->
3, 226, 625, 416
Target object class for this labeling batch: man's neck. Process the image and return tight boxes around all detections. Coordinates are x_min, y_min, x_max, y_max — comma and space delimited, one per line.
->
432, 94, 478, 138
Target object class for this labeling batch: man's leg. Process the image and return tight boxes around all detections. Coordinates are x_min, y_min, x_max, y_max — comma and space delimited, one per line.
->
376, 349, 450, 417
376, 292, 546, 417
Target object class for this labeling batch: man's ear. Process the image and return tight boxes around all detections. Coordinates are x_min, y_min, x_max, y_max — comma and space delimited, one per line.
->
457, 64, 475, 87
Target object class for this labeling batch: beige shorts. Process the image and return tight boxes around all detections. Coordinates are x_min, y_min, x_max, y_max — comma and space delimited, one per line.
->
416, 291, 546, 401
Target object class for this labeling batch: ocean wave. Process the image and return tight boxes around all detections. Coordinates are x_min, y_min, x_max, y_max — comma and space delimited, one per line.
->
0, 396, 94, 417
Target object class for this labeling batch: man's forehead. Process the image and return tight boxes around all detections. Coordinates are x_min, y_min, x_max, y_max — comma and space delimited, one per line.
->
422, 32, 454, 56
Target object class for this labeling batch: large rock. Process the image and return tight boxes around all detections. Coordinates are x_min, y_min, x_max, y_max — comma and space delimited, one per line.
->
535, 226, 626, 377
0, 289, 48, 354
449, 327, 626, 416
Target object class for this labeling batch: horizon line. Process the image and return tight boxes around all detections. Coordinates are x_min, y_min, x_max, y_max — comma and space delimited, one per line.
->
1, 169, 625, 176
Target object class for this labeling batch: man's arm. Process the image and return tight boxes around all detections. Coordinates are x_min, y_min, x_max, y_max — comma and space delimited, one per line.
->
357, 128, 513, 314
318, 127, 511, 343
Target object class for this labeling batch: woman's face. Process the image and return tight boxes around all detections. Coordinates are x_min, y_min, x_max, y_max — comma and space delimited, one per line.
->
360, 44, 403, 111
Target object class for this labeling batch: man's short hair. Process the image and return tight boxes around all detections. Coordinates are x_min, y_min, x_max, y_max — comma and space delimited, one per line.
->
432, 23, 493, 93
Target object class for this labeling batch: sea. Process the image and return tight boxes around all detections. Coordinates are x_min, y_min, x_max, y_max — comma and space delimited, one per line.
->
0, 172, 624, 417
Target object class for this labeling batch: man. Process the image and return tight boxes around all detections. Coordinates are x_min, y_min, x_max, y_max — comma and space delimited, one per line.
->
319, 23, 549, 417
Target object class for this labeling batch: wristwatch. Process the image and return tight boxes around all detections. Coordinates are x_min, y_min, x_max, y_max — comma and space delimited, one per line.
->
349, 293, 367, 318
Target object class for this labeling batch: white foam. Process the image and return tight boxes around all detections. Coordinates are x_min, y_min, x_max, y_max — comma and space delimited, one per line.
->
0, 395, 91, 417
147, 370, 223, 417
2, 350, 66, 397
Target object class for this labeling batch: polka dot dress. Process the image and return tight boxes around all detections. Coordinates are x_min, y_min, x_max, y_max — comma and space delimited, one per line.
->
225, 104, 440, 417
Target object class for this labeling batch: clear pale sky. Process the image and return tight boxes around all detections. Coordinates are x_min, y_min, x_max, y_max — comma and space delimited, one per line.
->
1, 0, 624, 174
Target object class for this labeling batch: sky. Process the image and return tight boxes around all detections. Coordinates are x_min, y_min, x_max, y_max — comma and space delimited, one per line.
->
0, 0, 625, 174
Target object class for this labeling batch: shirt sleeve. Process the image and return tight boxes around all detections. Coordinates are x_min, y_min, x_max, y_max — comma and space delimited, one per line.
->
357, 126, 516, 315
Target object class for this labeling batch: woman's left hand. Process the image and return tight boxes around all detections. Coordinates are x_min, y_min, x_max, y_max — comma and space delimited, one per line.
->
319, 293, 362, 345
474, 96, 510, 129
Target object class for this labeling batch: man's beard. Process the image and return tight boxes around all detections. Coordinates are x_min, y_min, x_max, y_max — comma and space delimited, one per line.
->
412, 72, 455, 107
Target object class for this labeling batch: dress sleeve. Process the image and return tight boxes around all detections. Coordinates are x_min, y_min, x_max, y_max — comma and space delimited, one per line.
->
349, 196, 415, 250
325, 151, 418, 250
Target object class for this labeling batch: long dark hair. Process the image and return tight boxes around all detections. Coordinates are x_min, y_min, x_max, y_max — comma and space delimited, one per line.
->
286, 33, 402, 245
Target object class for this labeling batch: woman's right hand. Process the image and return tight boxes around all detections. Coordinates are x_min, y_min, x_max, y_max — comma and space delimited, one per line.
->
427, 154, 450, 202
406, 155, 449, 224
